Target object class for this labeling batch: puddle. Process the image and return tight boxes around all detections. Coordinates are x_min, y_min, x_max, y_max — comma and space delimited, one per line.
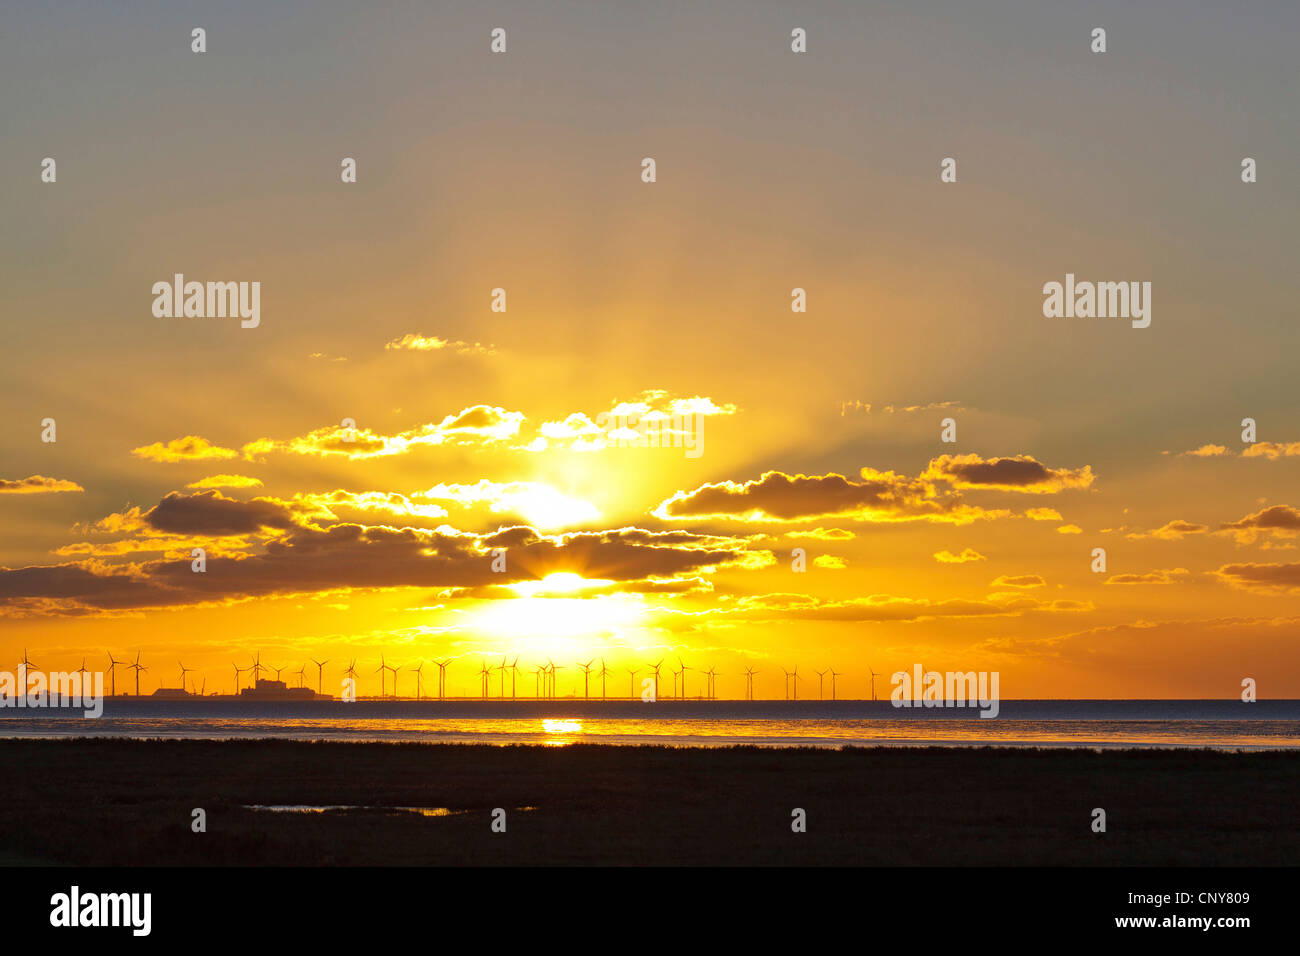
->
243, 804, 536, 816
243, 804, 465, 816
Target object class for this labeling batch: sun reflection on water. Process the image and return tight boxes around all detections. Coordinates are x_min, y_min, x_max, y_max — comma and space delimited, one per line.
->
541, 718, 583, 744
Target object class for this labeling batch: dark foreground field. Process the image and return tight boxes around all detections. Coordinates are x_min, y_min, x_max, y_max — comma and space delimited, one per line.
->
1, 739, 1296, 865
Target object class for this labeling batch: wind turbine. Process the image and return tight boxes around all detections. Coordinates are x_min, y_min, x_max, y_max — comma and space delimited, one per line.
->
577, 659, 595, 699
384, 657, 399, 697
128, 652, 147, 696
744, 666, 758, 701
77, 657, 91, 696
409, 660, 425, 699
497, 655, 507, 699
626, 666, 640, 699
293, 664, 307, 688
704, 666, 719, 700
232, 662, 247, 695
311, 658, 329, 694
508, 655, 521, 699
830, 668, 842, 701
674, 657, 691, 700
18, 649, 37, 700
791, 665, 801, 701
597, 658, 610, 699
107, 653, 123, 696
815, 668, 828, 700
478, 661, 491, 700
645, 659, 663, 700
271, 664, 287, 683
178, 661, 194, 693
375, 654, 389, 698
249, 652, 266, 684
532, 664, 546, 699
869, 667, 879, 702
433, 658, 451, 699
343, 659, 359, 695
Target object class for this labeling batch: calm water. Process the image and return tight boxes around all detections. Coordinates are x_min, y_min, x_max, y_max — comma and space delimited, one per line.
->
2, 699, 1298, 749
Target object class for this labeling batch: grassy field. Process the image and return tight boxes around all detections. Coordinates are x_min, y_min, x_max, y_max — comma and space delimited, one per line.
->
1, 738, 1296, 865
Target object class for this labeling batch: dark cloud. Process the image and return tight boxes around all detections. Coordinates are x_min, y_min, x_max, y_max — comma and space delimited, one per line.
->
922, 454, 1094, 493
143, 491, 303, 536
654, 469, 993, 524
1214, 562, 1300, 595
1219, 505, 1300, 542
0, 518, 746, 615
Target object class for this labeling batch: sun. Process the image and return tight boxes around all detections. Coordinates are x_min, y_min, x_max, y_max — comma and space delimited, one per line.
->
509, 572, 599, 597
464, 574, 651, 659
496, 487, 599, 530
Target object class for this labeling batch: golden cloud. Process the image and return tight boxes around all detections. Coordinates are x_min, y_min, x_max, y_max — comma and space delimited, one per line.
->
131, 436, 239, 463
0, 475, 83, 495
933, 548, 986, 564
187, 474, 264, 489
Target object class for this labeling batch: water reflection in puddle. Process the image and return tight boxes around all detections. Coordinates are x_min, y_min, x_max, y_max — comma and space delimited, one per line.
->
243, 804, 536, 816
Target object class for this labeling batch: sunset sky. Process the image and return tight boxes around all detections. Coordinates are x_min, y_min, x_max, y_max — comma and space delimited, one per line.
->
2, 1, 1298, 698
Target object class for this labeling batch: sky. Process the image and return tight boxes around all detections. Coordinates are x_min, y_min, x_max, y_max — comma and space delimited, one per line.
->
2, 1, 1298, 699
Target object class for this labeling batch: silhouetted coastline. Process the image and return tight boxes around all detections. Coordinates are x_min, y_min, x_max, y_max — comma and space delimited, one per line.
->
2, 738, 1296, 866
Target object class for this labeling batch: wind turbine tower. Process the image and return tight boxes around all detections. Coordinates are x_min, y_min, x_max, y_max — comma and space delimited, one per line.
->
577, 659, 595, 699
107, 653, 122, 696
311, 658, 330, 694
508, 655, 521, 699
128, 652, 147, 696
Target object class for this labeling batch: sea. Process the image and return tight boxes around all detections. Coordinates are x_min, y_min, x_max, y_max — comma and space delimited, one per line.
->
1, 698, 1299, 750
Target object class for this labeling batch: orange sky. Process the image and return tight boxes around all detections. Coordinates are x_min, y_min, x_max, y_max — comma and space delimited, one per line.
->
2, 2, 1298, 698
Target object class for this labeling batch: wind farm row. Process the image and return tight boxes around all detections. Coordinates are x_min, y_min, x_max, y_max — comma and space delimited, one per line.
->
12, 649, 886, 701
